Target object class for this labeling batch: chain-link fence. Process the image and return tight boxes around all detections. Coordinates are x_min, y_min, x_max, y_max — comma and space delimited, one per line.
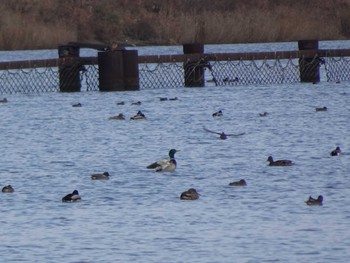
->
0, 54, 348, 95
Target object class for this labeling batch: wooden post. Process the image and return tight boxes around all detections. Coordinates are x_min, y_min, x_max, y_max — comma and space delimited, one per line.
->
298, 40, 320, 83
98, 51, 124, 91
183, 43, 205, 87
98, 50, 139, 91
123, 50, 139, 90
58, 45, 81, 92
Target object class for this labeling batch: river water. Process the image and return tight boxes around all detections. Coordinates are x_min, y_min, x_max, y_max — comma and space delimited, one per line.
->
0, 41, 350, 262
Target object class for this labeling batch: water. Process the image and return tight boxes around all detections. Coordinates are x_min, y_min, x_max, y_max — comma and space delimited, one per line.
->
0, 42, 350, 262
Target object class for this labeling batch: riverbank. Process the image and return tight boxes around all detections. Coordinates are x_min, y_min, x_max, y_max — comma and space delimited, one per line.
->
1, 0, 349, 50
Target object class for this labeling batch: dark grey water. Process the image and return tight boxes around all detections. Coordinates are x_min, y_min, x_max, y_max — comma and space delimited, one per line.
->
0, 42, 350, 262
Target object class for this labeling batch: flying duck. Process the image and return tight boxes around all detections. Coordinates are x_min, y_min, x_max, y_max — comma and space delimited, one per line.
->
305, 195, 323, 206
147, 149, 178, 172
267, 156, 294, 166
91, 171, 110, 180
62, 190, 81, 202
229, 179, 247, 186
180, 188, 199, 200
203, 127, 245, 140
330, 146, 341, 156
109, 113, 125, 120
2, 185, 14, 193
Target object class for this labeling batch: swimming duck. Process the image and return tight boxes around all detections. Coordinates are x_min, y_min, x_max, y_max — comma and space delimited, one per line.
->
330, 146, 341, 156
147, 149, 178, 172
131, 101, 142, 105
116, 101, 125, 105
159, 97, 168, 101
2, 185, 14, 193
267, 156, 294, 166
0, 98, 8, 103
212, 110, 223, 117
203, 127, 245, 140
259, 112, 268, 117
315, 106, 327, 112
130, 110, 146, 120
229, 179, 247, 186
109, 113, 125, 120
91, 171, 110, 180
180, 188, 199, 200
62, 190, 81, 202
72, 103, 82, 107
305, 195, 323, 206
169, 97, 178, 101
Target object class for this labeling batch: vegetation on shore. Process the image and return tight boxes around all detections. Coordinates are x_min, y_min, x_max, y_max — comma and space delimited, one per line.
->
0, 0, 350, 50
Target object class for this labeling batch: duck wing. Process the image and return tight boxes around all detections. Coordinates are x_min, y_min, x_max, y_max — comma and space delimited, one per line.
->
147, 159, 169, 169
203, 127, 221, 135
226, 132, 246, 137
155, 160, 176, 172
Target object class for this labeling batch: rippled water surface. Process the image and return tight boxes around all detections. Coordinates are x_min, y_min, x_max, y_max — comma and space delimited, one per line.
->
1, 43, 350, 263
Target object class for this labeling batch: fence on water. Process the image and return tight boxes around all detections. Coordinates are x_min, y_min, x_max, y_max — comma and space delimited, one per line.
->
0, 40, 350, 95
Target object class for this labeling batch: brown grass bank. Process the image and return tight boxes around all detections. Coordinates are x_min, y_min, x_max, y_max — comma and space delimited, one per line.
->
0, 0, 350, 50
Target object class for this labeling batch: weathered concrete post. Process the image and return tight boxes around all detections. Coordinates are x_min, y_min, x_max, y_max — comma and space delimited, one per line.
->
58, 45, 81, 92
298, 40, 320, 83
98, 49, 139, 91
183, 43, 205, 87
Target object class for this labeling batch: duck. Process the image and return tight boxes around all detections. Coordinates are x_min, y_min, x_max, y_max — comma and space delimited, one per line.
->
315, 106, 327, 112
330, 146, 341, 156
116, 101, 125, 105
0, 98, 8, 103
2, 185, 14, 193
169, 97, 178, 101
109, 113, 125, 120
72, 103, 82, 107
159, 97, 168, 101
62, 190, 81, 202
130, 110, 146, 120
259, 112, 268, 117
203, 127, 245, 140
305, 195, 323, 206
91, 171, 110, 180
131, 101, 142, 105
147, 149, 178, 172
212, 110, 223, 117
229, 179, 247, 186
267, 156, 293, 166
180, 188, 199, 200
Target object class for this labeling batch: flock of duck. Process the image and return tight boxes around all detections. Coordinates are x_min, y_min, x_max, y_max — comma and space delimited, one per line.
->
1, 98, 341, 206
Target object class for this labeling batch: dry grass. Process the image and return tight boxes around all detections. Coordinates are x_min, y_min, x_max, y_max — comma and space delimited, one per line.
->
0, 0, 349, 50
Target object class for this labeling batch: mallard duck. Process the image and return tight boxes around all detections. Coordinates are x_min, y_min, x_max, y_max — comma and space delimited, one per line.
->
330, 146, 341, 156
203, 127, 245, 140
315, 106, 327, 112
109, 113, 125, 120
180, 188, 199, 200
229, 179, 247, 186
169, 97, 178, 101
130, 110, 146, 120
267, 156, 294, 166
212, 110, 223, 117
305, 195, 323, 206
116, 101, 125, 105
62, 190, 81, 202
0, 98, 8, 103
159, 97, 168, 101
72, 103, 82, 107
259, 112, 268, 117
131, 101, 142, 105
2, 185, 14, 193
147, 149, 178, 172
91, 171, 110, 180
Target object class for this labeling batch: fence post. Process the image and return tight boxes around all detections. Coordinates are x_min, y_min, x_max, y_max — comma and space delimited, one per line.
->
58, 45, 81, 92
298, 40, 320, 83
98, 49, 139, 91
183, 43, 205, 87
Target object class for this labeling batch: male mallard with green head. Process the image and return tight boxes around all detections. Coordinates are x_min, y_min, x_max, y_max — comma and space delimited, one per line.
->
147, 149, 178, 172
